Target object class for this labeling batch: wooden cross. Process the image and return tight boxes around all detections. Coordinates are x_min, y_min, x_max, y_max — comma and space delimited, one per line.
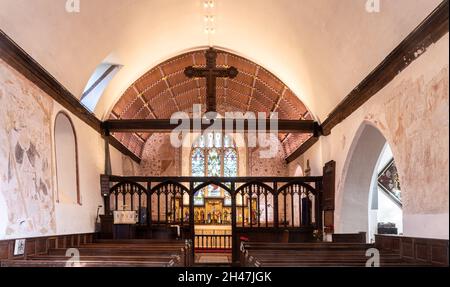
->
184, 48, 238, 115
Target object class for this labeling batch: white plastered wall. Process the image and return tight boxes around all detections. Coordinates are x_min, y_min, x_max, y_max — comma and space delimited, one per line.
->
51, 102, 124, 236
291, 34, 449, 239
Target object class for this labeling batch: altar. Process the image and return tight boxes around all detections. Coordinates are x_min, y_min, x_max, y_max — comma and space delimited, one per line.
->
189, 184, 255, 226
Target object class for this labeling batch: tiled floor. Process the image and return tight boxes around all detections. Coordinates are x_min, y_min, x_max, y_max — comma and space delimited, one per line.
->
195, 253, 231, 263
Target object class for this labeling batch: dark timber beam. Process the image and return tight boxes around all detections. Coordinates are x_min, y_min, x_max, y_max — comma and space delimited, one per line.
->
104, 119, 320, 134
107, 175, 323, 183
285, 136, 320, 163
286, 0, 449, 163
108, 134, 142, 163
0, 29, 140, 164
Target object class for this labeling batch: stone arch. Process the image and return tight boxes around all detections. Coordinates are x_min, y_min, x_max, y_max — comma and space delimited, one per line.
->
337, 122, 389, 236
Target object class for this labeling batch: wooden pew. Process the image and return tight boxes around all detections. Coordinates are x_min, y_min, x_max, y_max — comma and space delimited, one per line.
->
92, 239, 193, 266
1, 259, 177, 267
240, 242, 430, 267
1, 239, 191, 267
239, 242, 374, 265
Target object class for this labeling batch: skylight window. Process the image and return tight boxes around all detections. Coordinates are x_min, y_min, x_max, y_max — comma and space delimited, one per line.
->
81, 63, 121, 112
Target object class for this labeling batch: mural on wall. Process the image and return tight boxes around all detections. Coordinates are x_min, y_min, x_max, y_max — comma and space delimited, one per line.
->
122, 154, 136, 176
249, 136, 288, 176
0, 60, 56, 238
138, 133, 180, 176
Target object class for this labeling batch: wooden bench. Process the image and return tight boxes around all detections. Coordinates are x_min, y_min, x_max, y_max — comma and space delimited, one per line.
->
0, 239, 191, 267
239, 242, 373, 265
1, 259, 177, 267
92, 239, 193, 266
240, 242, 431, 267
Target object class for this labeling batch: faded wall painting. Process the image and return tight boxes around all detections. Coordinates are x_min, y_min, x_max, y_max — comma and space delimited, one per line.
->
0, 60, 56, 238
138, 133, 180, 176
249, 136, 288, 176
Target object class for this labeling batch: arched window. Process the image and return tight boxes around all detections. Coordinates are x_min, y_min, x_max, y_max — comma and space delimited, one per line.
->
81, 63, 121, 112
54, 112, 81, 205
191, 132, 238, 205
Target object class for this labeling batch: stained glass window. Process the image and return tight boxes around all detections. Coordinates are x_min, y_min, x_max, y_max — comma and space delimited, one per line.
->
224, 148, 238, 177
191, 148, 205, 177
191, 132, 238, 205
207, 148, 221, 176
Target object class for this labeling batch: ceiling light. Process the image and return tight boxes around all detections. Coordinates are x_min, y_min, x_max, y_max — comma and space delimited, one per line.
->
204, 27, 216, 34
204, 15, 215, 22
204, 1, 214, 9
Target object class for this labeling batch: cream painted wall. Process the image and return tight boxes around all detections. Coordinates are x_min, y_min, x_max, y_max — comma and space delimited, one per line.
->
303, 34, 449, 239
288, 139, 323, 177
51, 102, 124, 236
54, 113, 79, 204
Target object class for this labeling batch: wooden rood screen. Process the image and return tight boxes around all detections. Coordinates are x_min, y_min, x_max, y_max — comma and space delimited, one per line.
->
101, 175, 323, 262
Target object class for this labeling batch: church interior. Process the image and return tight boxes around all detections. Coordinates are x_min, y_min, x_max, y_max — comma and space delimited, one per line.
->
0, 0, 448, 268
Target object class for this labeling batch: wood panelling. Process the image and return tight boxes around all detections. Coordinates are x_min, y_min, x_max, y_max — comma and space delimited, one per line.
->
332, 232, 366, 243
0, 233, 95, 261
375, 234, 449, 266
321, 160, 336, 211
0, 242, 9, 259
286, 0, 449, 162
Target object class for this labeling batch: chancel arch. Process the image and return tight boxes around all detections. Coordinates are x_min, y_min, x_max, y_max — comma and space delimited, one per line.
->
109, 48, 314, 162
54, 111, 81, 205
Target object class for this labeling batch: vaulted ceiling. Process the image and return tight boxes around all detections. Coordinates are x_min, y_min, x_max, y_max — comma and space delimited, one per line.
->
0, 0, 444, 159
110, 49, 313, 158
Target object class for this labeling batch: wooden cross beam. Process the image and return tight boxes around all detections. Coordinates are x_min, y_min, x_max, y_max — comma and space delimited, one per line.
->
184, 48, 238, 114
103, 119, 320, 134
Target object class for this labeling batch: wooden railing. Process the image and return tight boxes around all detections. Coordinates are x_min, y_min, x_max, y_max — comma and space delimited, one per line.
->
101, 175, 323, 230
100, 175, 324, 261
195, 234, 232, 250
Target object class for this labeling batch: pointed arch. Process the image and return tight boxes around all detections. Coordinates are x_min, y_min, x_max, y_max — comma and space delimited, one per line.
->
110, 180, 147, 195
192, 180, 232, 195
278, 180, 317, 195
54, 111, 80, 205
235, 181, 274, 195
337, 121, 402, 239
150, 180, 190, 195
